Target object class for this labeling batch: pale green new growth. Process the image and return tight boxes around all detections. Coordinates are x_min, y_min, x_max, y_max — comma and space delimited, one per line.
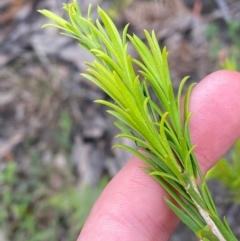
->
38, 1, 237, 240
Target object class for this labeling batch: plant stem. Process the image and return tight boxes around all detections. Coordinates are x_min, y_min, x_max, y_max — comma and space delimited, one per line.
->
189, 180, 226, 241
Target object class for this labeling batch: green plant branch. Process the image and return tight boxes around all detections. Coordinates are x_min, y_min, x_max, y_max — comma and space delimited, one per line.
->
38, 1, 238, 240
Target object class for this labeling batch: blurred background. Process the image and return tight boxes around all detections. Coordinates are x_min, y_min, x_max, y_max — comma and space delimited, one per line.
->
0, 0, 240, 240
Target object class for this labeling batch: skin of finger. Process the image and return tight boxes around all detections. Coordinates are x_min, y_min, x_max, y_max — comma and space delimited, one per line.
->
190, 70, 240, 173
78, 70, 240, 241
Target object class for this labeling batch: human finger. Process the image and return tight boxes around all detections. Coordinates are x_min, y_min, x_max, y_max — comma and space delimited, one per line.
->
78, 70, 240, 241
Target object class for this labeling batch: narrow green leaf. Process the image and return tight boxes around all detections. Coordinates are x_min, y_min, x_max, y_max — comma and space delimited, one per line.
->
92, 49, 123, 74
122, 24, 130, 46
177, 76, 189, 115
150, 171, 182, 184
113, 144, 157, 170
73, 0, 82, 17
87, 3, 92, 19
98, 7, 123, 59
210, 215, 238, 241
201, 182, 218, 217
165, 198, 201, 233
107, 110, 140, 134
129, 35, 161, 85
38, 10, 70, 28
167, 84, 182, 137
81, 18, 120, 62
116, 133, 152, 152
185, 145, 197, 177
114, 121, 132, 135
184, 82, 196, 125
159, 112, 182, 179
144, 30, 165, 85
223, 217, 236, 237
122, 46, 135, 90
142, 81, 158, 122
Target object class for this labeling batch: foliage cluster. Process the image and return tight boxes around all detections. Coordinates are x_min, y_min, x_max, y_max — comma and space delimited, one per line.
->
38, 1, 238, 240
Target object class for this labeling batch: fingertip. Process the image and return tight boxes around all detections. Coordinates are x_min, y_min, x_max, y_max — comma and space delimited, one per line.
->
190, 70, 240, 172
